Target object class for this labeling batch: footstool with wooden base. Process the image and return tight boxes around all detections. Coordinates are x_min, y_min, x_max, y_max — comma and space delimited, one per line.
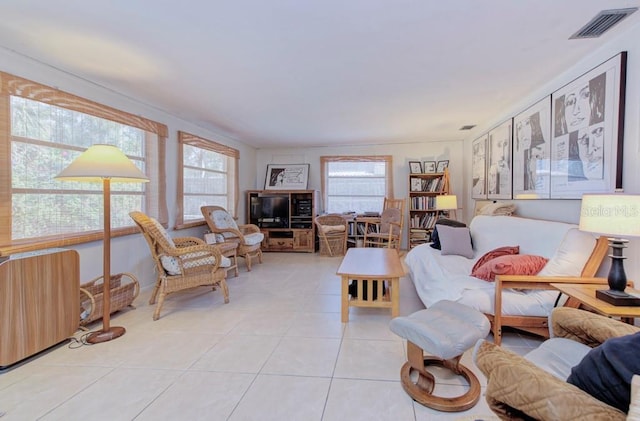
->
389, 300, 490, 412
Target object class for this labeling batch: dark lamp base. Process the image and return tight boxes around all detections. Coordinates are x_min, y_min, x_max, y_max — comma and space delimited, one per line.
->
86, 326, 126, 344
596, 289, 640, 307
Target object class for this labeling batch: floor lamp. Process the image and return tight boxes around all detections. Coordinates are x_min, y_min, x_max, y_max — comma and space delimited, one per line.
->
56, 144, 149, 343
579, 194, 640, 305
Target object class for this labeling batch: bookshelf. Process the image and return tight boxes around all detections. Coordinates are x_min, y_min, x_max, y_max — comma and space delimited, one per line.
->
408, 169, 450, 249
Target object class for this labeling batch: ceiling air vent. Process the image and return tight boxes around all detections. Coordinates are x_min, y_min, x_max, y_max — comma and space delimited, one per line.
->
570, 8, 637, 39
459, 125, 476, 131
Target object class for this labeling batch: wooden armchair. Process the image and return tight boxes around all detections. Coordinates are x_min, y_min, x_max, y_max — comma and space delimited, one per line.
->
201, 205, 263, 271
490, 235, 610, 345
130, 211, 230, 320
363, 207, 403, 250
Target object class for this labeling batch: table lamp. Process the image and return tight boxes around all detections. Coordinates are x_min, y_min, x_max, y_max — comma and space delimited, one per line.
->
56, 144, 149, 343
579, 194, 640, 305
435, 194, 458, 220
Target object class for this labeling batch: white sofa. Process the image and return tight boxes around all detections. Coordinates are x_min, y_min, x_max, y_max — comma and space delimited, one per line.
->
404, 215, 607, 343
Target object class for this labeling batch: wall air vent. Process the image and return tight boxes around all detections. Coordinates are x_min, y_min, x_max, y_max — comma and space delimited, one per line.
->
570, 8, 637, 39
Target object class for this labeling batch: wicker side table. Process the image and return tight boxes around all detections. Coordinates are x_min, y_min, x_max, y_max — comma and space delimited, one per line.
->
79, 272, 140, 326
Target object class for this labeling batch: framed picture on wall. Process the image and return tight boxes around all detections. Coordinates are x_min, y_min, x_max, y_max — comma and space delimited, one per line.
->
471, 134, 488, 199
264, 164, 310, 190
549, 52, 626, 199
512, 96, 552, 199
487, 120, 513, 200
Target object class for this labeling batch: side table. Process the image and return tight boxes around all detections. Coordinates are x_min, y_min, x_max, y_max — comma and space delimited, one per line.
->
552, 283, 640, 324
216, 242, 239, 278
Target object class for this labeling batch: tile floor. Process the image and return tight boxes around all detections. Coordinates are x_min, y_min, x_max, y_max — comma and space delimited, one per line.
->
0, 252, 544, 420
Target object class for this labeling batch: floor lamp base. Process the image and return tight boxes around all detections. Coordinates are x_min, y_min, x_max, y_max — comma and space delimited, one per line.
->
86, 326, 126, 344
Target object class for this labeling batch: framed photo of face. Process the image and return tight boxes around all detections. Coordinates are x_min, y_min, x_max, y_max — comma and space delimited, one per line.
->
471, 134, 488, 199
549, 52, 626, 199
512, 96, 551, 199
487, 120, 513, 200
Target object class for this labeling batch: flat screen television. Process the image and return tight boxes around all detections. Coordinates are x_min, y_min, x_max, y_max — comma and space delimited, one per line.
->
259, 196, 289, 227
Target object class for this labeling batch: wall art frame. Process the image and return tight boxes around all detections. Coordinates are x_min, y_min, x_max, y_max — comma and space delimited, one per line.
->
549, 52, 627, 199
264, 163, 310, 190
512, 96, 552, 199
471, 134, 488, 199
487, 120, 513, 200
409, 161, 423, 174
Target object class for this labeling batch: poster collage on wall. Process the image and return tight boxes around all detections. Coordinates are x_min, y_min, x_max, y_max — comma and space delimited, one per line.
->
471, 51, 627, 200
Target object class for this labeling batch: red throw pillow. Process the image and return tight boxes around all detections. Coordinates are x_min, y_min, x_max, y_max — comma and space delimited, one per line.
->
472, 254, 549, 282
471, 246, 520, 274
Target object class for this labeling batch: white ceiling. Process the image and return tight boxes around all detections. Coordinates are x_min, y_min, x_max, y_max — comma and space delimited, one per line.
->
1, 1, 638, 148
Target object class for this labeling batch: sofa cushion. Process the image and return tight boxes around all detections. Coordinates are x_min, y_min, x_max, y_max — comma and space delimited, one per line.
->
430, 218, 466, 250
438, 225, 474, 259
472, 254, 548, 282
567, 332, 640, 412
538, 228, 598, 277
471, 245, 520, 275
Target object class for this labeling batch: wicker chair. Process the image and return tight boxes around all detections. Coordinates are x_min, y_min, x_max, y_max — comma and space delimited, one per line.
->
315, 214, 348, 256
201, 205, 264, 271
129, 211, 230, 320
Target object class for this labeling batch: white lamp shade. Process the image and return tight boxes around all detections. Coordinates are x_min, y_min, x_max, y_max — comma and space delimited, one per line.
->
55, 144, 149, 183
579, 194, 640, 238
435, 194, 458, 210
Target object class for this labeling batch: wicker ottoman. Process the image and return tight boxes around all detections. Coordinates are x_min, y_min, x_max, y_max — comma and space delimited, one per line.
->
389, 300, 490, 412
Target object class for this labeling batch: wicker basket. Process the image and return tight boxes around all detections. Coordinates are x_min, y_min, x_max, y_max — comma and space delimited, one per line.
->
79, 272, 140, 326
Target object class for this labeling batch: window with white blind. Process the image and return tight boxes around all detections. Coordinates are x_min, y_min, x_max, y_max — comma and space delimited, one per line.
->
176, 131, 239, 228
0, 72, 168, 256
320, 156, 393, 214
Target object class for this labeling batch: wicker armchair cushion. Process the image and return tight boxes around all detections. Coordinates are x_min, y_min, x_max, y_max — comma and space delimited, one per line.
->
160, 251, 232, 276
243, 232, 264, 246
319, 224, 346, 233
150, 217, 176, 247
211, 209, 239, 231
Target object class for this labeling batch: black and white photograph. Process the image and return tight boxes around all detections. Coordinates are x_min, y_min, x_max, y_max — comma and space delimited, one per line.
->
409, 161, 422, 174
471, 135, 487, 199
423, 161, 436, 173
487, 120, 512, 200
436, 160, 449, 173
512, 97, 551, 198
550, 52, 626, 198
264, 163, 310, 190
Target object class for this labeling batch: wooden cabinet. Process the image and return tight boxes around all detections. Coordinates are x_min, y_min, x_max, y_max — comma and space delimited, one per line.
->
408, 169, 450, 249
1, 248, 79, 368
247, 190, 317, 252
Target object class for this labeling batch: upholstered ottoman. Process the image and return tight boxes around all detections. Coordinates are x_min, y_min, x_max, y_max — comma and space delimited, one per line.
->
389, 300, 490, 412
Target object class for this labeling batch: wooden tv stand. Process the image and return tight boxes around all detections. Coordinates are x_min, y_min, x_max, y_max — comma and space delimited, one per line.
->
247, 190, 318, 253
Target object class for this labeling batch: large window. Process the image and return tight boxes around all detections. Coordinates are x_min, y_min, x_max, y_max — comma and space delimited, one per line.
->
321, 156, 393, 214
176, 131, 239, 228
0, 72, 167, 256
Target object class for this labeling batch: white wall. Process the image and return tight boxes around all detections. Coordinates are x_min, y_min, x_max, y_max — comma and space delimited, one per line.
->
462, 21, 640, 281
256, 140, 464, 249
0, 48, 258, 289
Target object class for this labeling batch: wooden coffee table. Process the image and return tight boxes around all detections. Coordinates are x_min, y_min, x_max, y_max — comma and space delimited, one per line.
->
552, 283, 640, 323
337, 247, 405, 322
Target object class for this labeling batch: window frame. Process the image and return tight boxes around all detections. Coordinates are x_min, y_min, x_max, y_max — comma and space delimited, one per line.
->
175, 131, 239, 229
320, 155, 394, 214
0, 71, 168, 256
